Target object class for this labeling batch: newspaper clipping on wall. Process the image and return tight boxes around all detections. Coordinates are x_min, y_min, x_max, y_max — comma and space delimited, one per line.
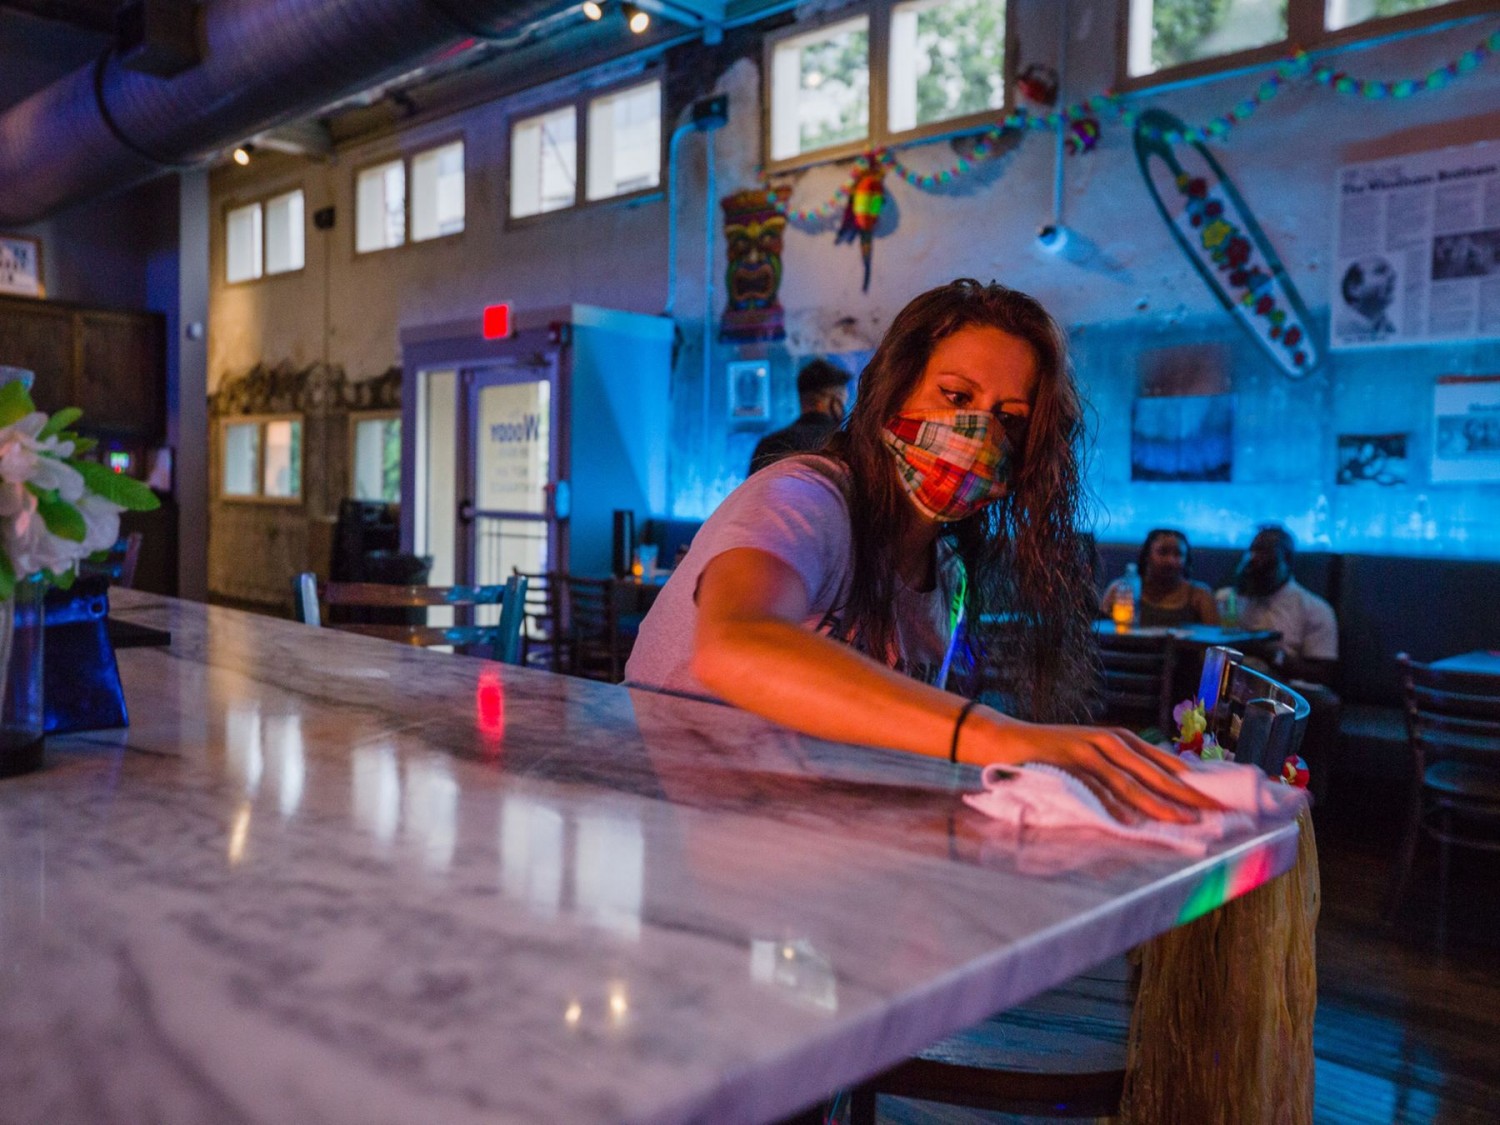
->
1333, 138, 1500, 350
1431, 374, 1500, 484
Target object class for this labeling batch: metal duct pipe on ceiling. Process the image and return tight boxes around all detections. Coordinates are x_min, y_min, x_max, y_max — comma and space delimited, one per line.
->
0, 0, 568, 225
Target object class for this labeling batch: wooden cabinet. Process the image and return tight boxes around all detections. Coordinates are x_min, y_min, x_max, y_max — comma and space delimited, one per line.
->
0, 299, 74, 416
0, 294, 164, 441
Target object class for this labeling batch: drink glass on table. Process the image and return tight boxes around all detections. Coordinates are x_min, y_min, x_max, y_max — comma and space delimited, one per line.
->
1109, 562, 1140, 627
634, 544, 660, 580
1215, 587, 1240, 628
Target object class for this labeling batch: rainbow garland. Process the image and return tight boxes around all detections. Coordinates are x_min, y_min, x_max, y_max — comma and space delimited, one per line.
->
762, 24, 1500, 224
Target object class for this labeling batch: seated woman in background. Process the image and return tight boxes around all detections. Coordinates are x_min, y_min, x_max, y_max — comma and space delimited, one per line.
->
626, 280, 1216, 825
1100, 528, 1220, 628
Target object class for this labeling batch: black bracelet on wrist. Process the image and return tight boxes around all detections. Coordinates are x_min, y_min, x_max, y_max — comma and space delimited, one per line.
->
949, 699, 980, 764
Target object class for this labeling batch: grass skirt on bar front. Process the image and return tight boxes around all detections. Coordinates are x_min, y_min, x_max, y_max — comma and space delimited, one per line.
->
1120, 807, 1320, 1124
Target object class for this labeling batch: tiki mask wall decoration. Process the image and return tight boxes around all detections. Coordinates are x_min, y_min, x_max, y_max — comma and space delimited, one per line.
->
720, 187, 789, 343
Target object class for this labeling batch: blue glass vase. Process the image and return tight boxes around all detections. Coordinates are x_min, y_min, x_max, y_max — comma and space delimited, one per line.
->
0, 575, 45, 777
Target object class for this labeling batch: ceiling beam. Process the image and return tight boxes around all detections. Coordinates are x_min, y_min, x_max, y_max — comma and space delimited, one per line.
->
253, 120, 335, 159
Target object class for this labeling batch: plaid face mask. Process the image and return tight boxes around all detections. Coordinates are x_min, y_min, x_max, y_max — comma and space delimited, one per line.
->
882, 408, 1024, 522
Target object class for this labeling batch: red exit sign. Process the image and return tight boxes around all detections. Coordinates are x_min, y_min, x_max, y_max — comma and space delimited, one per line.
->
482, 303, 512, 340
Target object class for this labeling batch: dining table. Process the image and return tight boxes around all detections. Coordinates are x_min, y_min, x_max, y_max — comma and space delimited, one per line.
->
614, 570, 671, 615
1092, 619, 1281, 651
0, 590, 1305, 1124
1431, 649, 1500, 676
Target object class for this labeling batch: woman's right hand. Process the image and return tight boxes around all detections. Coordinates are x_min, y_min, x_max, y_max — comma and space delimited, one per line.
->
964, 708, 1221, 825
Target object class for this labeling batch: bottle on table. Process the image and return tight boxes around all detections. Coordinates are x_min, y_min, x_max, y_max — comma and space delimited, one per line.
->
1111, 562, 1141, 627
1215, 587, 1240, 627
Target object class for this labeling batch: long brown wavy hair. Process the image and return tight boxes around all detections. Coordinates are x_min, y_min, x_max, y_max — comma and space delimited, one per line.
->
818, 279, 1098, 722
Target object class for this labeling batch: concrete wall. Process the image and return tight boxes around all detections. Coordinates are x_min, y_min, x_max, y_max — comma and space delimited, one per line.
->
23, 177, 179, 316
207, 0, 1500, 576
208, 59, 674, 387
206, 56, 678, 604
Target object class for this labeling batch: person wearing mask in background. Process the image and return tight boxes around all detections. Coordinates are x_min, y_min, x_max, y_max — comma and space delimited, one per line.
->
1226, 523, 1341, 803
749, 358, 851, 475
1229, 525, 1338, 683
1100, 528, 1219, 627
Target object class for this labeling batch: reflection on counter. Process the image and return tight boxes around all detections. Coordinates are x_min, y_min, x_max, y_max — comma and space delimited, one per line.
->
500, 792, 644, 940
609, 981, 630, 1027
351, 745, 458, 870
562, 981, 632, 1034
575, 807, 644, 940
403, 755, 458, 871
500, 792, 565, 917
223, 705, 306, 818
346, 749, 646, 916
352, 743, 401, 845
476, 669, 505, 745
227, 802, 252, 866
750, 938, 838, 1013
225, 706, 262, 794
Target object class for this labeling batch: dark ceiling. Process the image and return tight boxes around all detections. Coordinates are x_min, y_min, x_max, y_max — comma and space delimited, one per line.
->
0, 5, 112, 114
0, 0, 786, 191
0, 1, 743, 140
0, 0, 115, 32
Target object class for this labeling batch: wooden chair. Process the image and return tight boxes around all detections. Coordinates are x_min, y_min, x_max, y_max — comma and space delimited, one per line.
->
1385, 654, 1500, 941
513, 570, 562, 673
851, 646, 1309, 1125
1095, 626, 1179, 735
560, 575, 630, 683
292, 573, 528, 665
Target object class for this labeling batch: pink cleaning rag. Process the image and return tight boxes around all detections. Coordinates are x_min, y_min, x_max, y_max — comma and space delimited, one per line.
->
962, 759, 1307, 856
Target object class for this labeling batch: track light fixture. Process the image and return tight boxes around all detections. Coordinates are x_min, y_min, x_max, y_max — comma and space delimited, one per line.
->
621, 3, 649, 33
232, 144, 254, 166
582, 1, 602, 18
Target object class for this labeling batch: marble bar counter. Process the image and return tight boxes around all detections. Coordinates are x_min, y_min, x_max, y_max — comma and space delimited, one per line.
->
1, 591, 1301, 1124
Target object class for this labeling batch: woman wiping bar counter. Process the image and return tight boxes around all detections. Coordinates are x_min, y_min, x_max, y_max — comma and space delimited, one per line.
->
627, 280, 1216, 825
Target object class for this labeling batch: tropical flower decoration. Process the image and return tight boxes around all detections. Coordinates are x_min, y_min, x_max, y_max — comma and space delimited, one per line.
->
0, 379, 159, 599
1172, 698, 1228, 761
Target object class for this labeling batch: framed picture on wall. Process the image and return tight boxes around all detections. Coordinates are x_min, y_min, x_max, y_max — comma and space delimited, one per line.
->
1431, 374, 1500, 483
0, 234, 43, 298
728, 359, 770, 422
1336, 433, 1408, 486
1130, 394, 1235, 482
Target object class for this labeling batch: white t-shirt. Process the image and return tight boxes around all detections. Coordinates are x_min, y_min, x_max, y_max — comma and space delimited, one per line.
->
1230, 578, 1339, 662
624, 457, 963, 699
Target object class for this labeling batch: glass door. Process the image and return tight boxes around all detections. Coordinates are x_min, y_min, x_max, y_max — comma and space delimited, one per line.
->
462, 358, 562, 591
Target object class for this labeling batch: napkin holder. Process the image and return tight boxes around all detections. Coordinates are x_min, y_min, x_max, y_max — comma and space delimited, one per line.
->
43, 577, 128, 734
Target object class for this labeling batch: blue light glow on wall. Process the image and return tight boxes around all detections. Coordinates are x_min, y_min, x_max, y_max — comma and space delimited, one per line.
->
667, 308, 1500, 560
1075, 312, 1500, 558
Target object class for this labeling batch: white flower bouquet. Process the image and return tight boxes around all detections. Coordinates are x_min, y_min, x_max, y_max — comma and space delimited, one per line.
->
0, 379, 160, 598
